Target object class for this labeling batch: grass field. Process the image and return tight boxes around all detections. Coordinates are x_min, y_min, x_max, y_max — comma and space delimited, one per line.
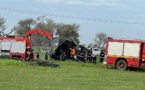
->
0, 59, 145, 90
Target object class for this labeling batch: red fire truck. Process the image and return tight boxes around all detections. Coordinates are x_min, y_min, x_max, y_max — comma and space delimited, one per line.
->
105, 38, 145, 70
0, 28, 53, 60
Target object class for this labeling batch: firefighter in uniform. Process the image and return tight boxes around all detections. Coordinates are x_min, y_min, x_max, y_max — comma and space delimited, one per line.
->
70, 47, 76, 60
100, 50, 105, 63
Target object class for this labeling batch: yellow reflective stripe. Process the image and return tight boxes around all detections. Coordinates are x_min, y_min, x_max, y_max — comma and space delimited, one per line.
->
107, 55, 139, 59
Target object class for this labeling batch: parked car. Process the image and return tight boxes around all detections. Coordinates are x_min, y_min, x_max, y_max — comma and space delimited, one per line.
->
92, 48, 101, 56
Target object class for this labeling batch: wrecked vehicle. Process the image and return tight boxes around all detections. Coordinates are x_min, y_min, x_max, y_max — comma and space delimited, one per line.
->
50, 38, 92, 61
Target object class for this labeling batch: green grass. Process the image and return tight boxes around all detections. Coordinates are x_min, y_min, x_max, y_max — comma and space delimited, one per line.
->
0, 59, 145, 90
0, 59, 29, 66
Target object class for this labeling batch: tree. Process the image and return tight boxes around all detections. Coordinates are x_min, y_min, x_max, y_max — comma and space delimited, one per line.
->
0, 17, 13, 36
33, 16, 57, 46
57, 23, 80, 43
14, 16, 80, 46
14, 18, 36, 36
94, 32, 107, 49
88, 43, 97, 48
0, 17, 6, 36
14, 16, 57, 46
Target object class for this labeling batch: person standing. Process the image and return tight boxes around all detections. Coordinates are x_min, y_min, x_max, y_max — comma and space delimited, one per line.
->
29, 48, 34, 61
100, 50, 105, 63
70, 47, 76, 60
45, 51, 48, 60
36, 51, 39, 60
87, 52, 92, 62
91, 53, 96, 64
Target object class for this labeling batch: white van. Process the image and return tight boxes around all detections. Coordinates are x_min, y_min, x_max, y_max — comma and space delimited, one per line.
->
92, 48, 101, 56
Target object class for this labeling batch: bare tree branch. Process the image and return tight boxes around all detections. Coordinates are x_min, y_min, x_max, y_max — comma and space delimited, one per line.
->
94, 32, 107, 49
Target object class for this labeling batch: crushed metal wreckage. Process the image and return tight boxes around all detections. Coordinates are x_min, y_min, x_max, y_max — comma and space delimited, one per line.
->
50, 38, 92, 61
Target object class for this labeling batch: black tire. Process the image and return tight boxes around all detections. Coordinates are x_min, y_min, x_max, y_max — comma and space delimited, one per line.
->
116, 60, 127, 70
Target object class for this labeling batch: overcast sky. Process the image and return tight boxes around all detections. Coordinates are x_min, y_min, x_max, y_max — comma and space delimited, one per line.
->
0, 0, 145, 45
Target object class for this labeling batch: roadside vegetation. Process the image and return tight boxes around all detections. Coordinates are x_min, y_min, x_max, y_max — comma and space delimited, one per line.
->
0, 58, 145, 90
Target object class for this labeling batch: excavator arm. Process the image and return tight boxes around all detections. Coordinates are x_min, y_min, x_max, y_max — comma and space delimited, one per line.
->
25, 28, 53, 61
25, 28, 53, 39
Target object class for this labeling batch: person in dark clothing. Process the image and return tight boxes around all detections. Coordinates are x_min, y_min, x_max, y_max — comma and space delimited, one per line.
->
91, 54, 96, 64
78, 52, 85, 63
29, 49, 34, 61
29, 53, 33, 61
45, 51, 48, 60
100, 50, 105, 63
87, 52, 92, 62
36, 51, 40, 60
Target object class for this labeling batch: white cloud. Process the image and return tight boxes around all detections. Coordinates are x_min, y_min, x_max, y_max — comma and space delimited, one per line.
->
35, 0, 121, 6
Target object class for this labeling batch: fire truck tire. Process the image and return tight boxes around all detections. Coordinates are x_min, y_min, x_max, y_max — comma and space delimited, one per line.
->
116, 60, 127, 70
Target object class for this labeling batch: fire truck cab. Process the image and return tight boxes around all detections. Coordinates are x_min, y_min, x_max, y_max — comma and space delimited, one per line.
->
105, 38, 145, 70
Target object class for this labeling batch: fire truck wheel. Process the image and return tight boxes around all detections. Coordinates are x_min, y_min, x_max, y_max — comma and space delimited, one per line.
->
116, 60, 127, 70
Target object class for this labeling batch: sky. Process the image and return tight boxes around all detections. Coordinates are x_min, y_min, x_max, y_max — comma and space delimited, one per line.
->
0, 0, 145, 45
